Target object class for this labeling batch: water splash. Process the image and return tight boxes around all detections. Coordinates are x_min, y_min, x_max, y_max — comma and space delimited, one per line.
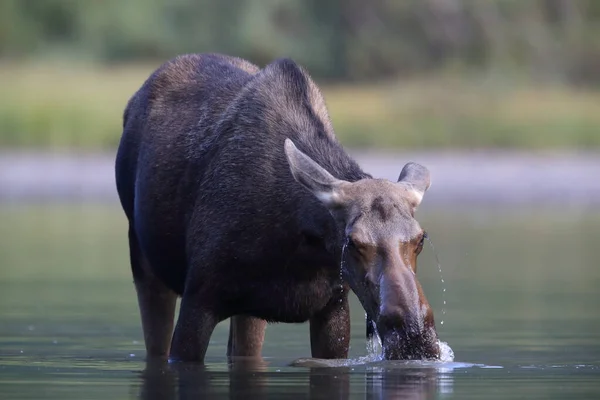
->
365, 315, 383, 361
424, 234, 446, 326
365, 332, 454, 362
438, 341, 455, 362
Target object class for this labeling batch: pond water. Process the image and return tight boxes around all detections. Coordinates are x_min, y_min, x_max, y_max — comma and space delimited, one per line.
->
0, 204, 599, 399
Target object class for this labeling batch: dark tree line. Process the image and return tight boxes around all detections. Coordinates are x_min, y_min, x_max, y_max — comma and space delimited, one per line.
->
1, 0, 598, 84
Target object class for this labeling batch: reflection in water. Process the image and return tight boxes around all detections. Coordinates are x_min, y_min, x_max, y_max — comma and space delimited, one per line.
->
367, 367, 434, 400
136, 358, 454, 399
366, 363, 455, 400
3, 206, 600, 399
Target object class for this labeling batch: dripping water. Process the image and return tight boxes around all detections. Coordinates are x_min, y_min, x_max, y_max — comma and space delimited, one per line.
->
340, 239, 347, 292
424, 233, 455, 361
424, 233, 446, 326
342, 238, 383, 360
365, 314, 383, 360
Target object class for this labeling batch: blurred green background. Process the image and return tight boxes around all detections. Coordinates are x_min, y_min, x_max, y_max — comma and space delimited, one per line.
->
1, 2, 600, 398
1, 0, 600, 150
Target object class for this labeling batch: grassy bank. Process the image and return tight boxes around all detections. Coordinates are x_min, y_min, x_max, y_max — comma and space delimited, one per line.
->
1, 62, 599, 150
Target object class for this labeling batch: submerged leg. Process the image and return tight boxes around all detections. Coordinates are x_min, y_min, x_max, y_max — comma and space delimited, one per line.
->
227, 315, 267, 358
309, 291, 351, 359
169, 291, 218, 362
129, 225, 178, 359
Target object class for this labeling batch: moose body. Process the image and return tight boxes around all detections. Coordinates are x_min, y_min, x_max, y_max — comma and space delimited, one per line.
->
115, 53, 440, 362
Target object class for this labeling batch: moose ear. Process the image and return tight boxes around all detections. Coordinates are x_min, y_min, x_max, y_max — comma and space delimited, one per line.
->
284, 138, 344, 206
397, 162, 431, 207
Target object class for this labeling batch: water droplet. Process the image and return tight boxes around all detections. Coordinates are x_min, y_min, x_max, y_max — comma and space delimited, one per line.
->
129, 353, 135, 357
338, 240, 348, 295
425, 235, 447, 329
52, 340, 58, 344
27, 325, 35, 331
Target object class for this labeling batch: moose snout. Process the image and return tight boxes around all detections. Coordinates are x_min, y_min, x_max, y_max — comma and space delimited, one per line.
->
376, 305, 429, 352
377, 267, 421, 333
376, 308, 440, 360
377, 309, 423, 338
374, 270, 440, 360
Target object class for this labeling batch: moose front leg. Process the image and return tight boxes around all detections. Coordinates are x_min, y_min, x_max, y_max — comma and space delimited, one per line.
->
309, 291, 351, 359
169, 292, 218, 363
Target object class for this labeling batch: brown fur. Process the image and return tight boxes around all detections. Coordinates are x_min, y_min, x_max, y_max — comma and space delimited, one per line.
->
115, 53, 439, 363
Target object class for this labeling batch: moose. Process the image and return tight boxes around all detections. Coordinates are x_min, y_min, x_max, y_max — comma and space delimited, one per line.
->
115, 53, 440, 362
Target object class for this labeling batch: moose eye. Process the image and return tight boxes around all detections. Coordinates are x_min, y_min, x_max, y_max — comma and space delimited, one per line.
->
345, 237, 363, 255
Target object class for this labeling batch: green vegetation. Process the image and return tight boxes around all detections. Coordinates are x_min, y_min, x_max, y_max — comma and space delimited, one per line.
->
1, 63, 599, 150
1, 0, 599, 150
2, 0, 600, 85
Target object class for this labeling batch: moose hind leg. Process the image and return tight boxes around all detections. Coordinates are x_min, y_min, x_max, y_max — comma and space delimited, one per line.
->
227, 316, 267, 358
309, 292, 351, 359
129, 225, 177, 359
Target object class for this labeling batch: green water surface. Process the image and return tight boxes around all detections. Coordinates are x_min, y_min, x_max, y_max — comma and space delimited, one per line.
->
0, 204, 599, 399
